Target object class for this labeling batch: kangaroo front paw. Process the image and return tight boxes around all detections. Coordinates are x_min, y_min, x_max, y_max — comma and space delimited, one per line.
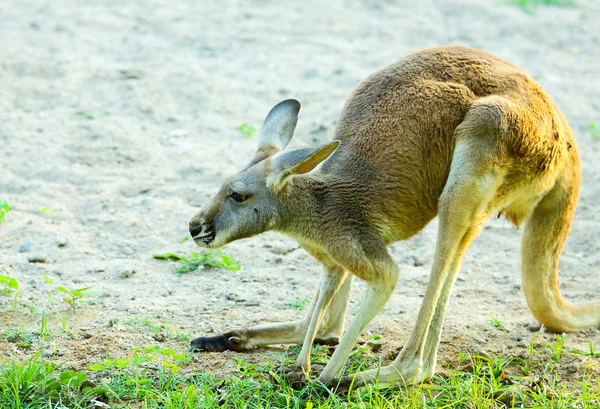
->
189, 330, 249, 352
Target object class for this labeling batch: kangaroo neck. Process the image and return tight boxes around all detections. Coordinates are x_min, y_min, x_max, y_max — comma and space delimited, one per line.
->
274, 175, 329, 244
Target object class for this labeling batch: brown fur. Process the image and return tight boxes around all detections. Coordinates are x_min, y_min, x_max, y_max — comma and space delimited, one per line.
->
188, 46, 599, 388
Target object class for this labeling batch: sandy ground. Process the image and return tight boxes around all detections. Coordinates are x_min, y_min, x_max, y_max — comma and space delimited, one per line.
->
1, 0, 599, 383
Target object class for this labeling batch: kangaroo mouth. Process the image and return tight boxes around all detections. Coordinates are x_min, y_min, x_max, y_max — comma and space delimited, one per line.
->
192, 228, 215, 247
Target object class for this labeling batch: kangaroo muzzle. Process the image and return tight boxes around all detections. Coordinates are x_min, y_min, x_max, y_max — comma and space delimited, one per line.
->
189, 213, 215, 246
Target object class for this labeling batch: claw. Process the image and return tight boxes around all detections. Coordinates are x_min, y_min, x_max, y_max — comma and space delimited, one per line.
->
189, 330, 248, 352
284, 369, 308, 389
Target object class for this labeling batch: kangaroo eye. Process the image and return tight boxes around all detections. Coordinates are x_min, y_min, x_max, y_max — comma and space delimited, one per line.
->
230, 192, 248, 203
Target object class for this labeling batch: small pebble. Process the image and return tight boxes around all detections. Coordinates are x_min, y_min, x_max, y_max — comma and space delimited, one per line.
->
527, 322, 542, 332
119, 266, 136, 278
28, 254, 47, 263
19, 241, 32, 252
243, 297, 261, 307
412, 255, 426, 267
226, 293, 244, 302
567, 364, 578, 374
120, 246, 135, 256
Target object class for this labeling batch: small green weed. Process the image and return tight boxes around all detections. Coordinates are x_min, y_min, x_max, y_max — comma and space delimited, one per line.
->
39, 207, 57, 215
283, 297, 310, 310
57, 286, 89, 310
0, 201, 11, 224
3, 326, 35, 349
40, 308, 49, 341
547, 333, 567, 362
153, 250, 241, 274
0, 275, 19, 311
41, 275, 96, 310
591, 122, 600, 141
0, 275, 18, 296
489, 316, 505, 329
508, 0, 577, 12
237, 123, 257, 138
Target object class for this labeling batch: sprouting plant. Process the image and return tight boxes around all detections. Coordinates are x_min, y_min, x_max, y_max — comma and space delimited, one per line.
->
521, 361, 530, 375
0, 275, 19, 311
41, 275, 95, 310
153, 250, 241, 274
489, 317, 504, 329
237, 123, 257, 138
0, 275, 18, 295
590, 123, 600, 141
40, 308, 48, 341
0, 201, 11, 224
283, 297, 310, 310
3, 326, 35, 348
546, 333, 567, 362
57, 286, 90, 310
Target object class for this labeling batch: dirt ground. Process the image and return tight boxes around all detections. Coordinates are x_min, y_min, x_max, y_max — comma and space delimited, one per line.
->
1, 0, 599, 383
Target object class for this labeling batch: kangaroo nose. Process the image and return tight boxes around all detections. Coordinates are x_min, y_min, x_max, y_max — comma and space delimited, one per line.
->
189, 214, 204, 238
190, 223, 203, 238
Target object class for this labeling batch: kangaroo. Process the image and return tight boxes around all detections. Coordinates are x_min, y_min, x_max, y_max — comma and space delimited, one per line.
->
188, 46, 600, 388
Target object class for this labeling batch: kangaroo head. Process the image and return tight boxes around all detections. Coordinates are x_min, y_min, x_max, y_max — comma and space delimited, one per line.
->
189, 99, 339, 248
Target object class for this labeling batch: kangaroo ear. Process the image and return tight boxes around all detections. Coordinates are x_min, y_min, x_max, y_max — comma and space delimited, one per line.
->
267, 141, 340, 192
249, 99, 301, 166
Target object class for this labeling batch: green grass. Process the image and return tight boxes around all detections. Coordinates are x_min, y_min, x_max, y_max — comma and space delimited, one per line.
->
284, 297, 311, 310
1, 342, 599, 409
508, 0, 577, 12
0, 200, 11, 224
237, 123, 257, 138
153, 250, 241, 274
488, 317, 505, 329
122, 315, 192, 343
38, 207, 57, 215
